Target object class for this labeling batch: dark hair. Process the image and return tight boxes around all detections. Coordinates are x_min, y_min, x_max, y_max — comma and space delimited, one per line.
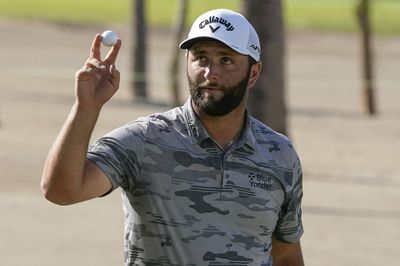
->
248, 56, 257, 67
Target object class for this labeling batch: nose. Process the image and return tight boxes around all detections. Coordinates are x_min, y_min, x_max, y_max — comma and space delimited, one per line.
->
204, 62, 220, 81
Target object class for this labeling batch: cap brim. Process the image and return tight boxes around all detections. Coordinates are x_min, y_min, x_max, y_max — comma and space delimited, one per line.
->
180, 37, 218, 49
179, 36, 248, 57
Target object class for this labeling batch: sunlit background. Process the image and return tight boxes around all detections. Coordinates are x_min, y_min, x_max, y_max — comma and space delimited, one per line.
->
0, 1, 399, 265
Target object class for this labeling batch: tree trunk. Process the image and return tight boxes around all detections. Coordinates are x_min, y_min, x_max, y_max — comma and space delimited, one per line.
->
356, 0, 376, 115
169, 0, 189, 106
242, 0, 287, 135
132, 0, 147, 100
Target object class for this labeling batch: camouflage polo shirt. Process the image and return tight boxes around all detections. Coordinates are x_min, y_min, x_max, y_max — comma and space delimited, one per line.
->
88, 98, 303, 266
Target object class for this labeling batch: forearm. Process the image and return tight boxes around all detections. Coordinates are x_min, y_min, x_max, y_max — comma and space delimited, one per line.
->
273, 254, 304, 266
41, 102, 101, 204
272, 238, 304, 266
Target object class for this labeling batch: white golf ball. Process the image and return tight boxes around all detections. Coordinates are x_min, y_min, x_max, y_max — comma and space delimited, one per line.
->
101, 30, 118, 46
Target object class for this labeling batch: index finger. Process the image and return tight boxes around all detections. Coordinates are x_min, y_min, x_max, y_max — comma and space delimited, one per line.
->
90, 34, 102, 60
104, 39, 122, 65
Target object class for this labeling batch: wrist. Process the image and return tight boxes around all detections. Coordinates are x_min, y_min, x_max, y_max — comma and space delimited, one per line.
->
73, 102, 102, 115
64, 102, 101, 137
69, 102, 102, 128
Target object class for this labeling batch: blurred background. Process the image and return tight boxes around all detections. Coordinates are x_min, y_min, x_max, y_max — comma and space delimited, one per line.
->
0, 0, 399, 265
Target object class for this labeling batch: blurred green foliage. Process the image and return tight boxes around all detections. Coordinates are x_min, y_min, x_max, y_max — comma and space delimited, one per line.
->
0, 0, 398, 34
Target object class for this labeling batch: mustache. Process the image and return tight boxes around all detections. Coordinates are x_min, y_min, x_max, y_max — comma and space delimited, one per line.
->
197, 81, 219, 88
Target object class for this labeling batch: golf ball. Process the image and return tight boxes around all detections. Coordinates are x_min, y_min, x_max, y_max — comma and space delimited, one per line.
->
101, 30, 118, 46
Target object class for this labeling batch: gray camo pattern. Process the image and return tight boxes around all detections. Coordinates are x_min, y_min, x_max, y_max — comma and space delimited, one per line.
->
88, 98, 303, 265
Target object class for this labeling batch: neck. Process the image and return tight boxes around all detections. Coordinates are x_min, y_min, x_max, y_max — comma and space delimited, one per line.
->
193, 101, 246, 149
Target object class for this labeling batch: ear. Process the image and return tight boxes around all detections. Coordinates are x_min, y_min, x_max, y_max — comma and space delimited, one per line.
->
248, 62, 262, 89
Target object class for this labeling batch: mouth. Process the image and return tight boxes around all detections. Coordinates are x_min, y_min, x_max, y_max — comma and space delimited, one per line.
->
199, 84, 220, 91
199, 87, 223, 100
202, 87, 218, 91
200, 86, 221, 95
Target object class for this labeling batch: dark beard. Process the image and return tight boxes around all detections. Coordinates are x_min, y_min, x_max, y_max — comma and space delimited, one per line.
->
188, 68, 251, 116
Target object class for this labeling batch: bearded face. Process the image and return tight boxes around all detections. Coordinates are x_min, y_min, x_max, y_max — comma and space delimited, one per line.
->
188, 65, 251, 116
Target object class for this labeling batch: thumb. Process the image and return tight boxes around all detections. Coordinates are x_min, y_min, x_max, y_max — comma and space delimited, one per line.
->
109, 64, 120, 89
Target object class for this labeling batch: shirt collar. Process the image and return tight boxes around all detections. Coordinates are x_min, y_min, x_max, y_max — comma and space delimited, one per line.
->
239, 111, 257, 150
183, 98, 210, 144
183, 98, 256, 150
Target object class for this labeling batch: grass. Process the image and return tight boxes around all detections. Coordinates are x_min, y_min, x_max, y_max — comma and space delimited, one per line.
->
0, 0, 130, 25
0, 0, 399, 34
285, 0, 400, 34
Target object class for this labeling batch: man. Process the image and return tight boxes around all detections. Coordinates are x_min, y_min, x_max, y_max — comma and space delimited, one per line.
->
42, 9, 304, 266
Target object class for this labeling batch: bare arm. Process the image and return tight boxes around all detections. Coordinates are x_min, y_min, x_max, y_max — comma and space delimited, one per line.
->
271, 237, 304, 266
41, 35, 122, 205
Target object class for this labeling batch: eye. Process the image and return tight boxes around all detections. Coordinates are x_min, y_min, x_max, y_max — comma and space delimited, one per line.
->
221, 57, 233, 65
196, 55, 207, 62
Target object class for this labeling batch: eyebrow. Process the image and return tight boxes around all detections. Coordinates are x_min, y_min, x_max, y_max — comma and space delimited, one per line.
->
190, 46, 237, 57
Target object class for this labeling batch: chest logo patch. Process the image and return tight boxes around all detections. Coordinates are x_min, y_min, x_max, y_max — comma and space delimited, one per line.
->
248, 172, 273, 190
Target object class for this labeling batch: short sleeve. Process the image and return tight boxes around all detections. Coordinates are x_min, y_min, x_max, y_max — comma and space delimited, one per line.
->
87, 120, 147, 192
273, 153, 304, 243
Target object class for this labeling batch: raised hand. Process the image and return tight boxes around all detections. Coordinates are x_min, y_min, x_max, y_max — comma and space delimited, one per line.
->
75, 34, 122, 110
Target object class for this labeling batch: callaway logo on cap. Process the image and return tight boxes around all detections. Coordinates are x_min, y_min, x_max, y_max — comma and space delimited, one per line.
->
179, 9, 261, 62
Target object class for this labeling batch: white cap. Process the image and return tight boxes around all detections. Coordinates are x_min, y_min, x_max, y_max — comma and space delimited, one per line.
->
180, 9, 261, 62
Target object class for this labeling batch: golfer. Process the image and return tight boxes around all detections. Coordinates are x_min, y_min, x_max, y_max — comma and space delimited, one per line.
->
42, 9, 304, 266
